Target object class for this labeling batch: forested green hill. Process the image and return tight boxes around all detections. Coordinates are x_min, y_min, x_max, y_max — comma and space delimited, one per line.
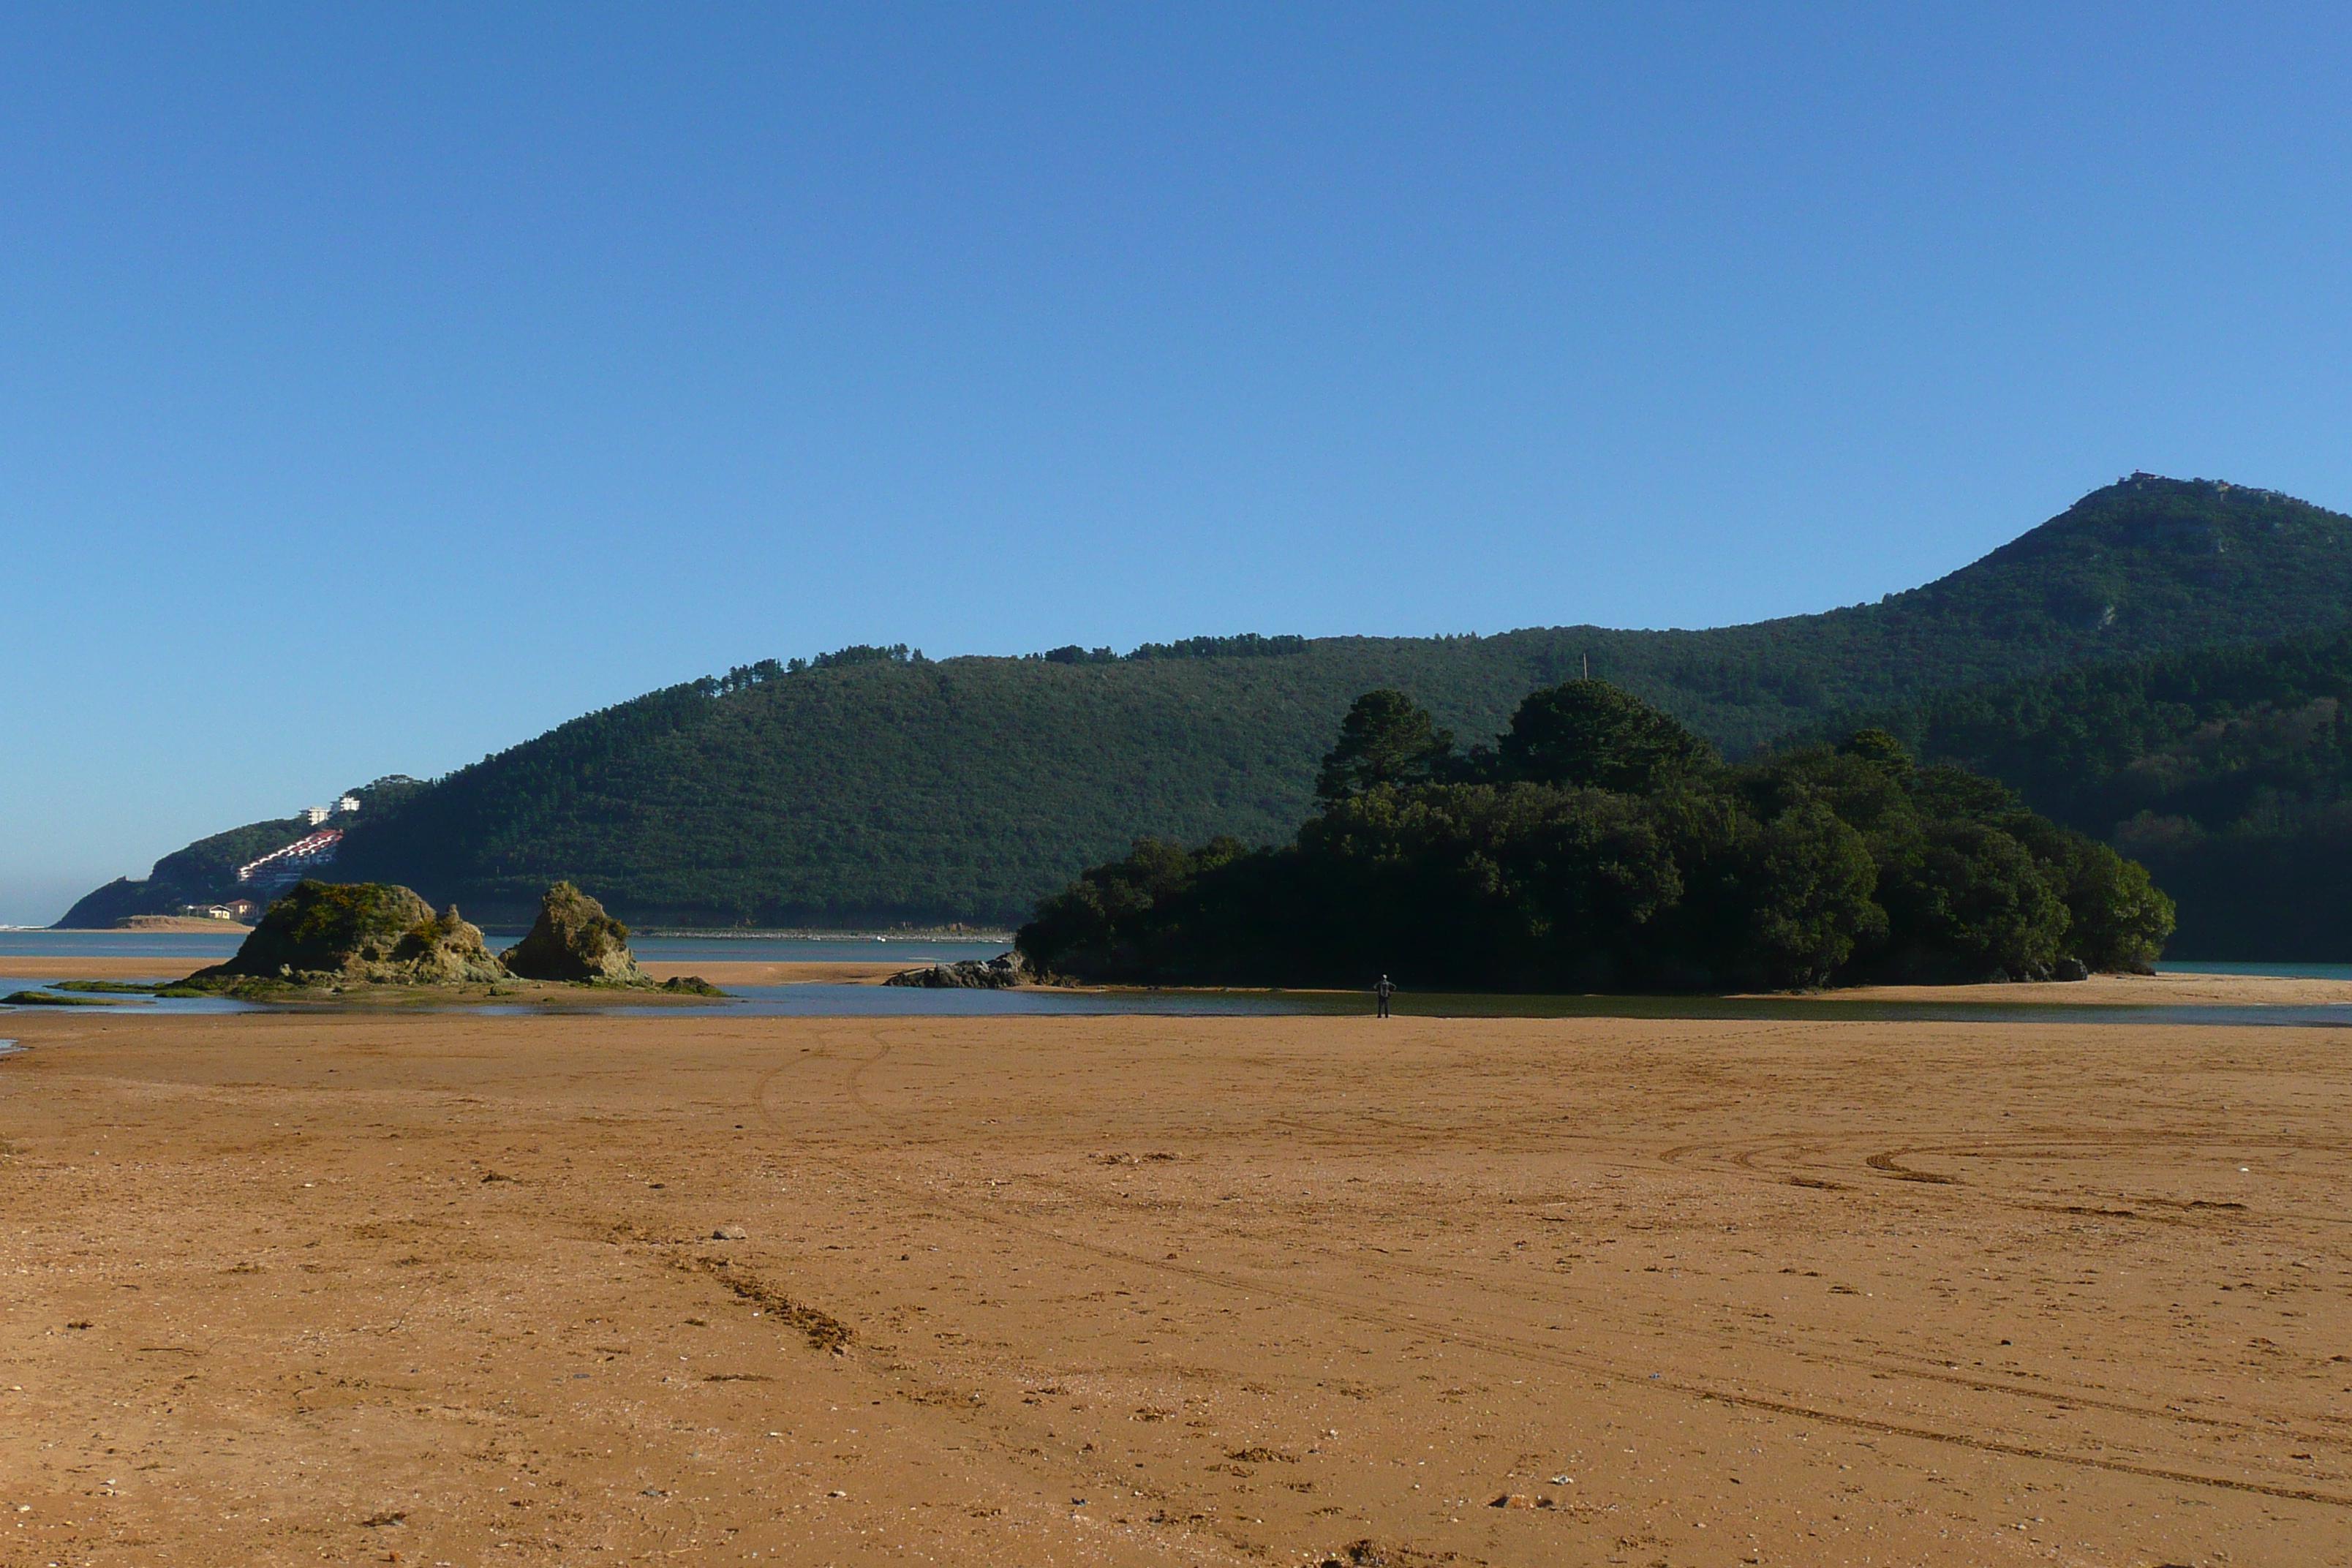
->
69, 475, 2352, 930
1821, 626, 2352, 958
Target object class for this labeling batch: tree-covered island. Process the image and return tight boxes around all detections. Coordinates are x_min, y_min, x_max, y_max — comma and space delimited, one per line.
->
1017, 681, 2174, 992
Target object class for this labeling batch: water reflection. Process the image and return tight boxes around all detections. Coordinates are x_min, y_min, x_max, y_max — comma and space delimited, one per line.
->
23, 985, 2313, 1028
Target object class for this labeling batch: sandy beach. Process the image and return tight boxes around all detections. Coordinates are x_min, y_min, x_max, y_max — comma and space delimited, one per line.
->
1, 1006, 2346, 1567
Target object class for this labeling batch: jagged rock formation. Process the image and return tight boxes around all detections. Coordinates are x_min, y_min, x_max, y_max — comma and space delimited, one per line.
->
385, 905, 505, 984
882, 953, 1027, 989
189, 881, 505, 985
500, 882, 644, 983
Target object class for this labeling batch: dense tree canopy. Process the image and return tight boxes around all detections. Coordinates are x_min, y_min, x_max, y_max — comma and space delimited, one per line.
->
1316, 690, 1458, 802
1496, 679, 1716, 791
1823, 622, 2352, 957
1019, 686, 2173, 992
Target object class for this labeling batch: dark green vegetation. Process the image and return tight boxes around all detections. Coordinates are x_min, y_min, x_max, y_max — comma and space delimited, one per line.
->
1019, 685, 2173, 992
1829, 625, 2352, 958
50, 980, 163, 994
61, 477, 2352, 942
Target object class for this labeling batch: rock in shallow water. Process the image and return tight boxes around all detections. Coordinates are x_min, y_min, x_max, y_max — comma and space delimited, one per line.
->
390, 905, 505, 984
500, 882, 643, 982
881, 953, 1027, 989
190, 881, 505, 984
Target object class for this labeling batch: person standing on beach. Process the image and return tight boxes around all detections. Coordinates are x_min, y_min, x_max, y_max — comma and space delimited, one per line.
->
1375, 973, 1395, 1018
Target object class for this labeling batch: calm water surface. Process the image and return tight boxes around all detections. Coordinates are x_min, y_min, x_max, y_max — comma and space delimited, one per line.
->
5, 981, 2351, 1028
1, 929, 248, 959
2155, 960, 2352, 981
5, 932, 2350, 1025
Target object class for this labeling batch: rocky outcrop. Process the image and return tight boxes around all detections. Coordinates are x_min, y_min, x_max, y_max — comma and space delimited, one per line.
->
386, 905, 505, 984
195, 881, 433, 980
881, 953, 1027, 990
176, 878, 714, 996
500, 882, 644, 983
189, 881, 505, 984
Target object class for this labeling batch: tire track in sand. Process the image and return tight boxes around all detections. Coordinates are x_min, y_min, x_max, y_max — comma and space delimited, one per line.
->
750, 1031, 2352, 1512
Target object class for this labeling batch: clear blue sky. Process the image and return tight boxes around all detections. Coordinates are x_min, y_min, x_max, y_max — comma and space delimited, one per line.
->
6, 4, 2351, 923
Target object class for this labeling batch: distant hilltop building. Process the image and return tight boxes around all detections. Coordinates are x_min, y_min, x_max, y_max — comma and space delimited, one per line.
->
301, 796, 362, 826
337, 794, 361, 813
304, 805, 329, 826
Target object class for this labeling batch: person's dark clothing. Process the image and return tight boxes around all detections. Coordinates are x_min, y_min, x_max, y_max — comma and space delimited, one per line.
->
1375, 976, 1395, 1018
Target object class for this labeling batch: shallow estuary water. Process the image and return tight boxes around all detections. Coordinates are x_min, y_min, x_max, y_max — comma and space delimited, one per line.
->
6, 976, 2352, 1027
4, 930, 2349, 1024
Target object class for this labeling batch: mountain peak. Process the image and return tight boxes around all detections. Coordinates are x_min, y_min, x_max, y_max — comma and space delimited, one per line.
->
1970, 474, 2347, 576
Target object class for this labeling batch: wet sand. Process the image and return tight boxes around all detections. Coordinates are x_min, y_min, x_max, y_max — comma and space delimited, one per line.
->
0, 957, 191, 981
1, 1009, 2346, 1567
